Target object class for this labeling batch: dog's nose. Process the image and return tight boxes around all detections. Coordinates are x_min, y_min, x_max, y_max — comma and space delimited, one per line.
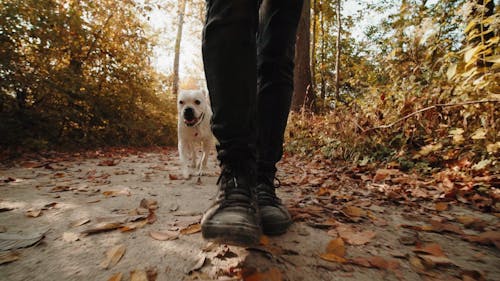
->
184, 107, 195, 121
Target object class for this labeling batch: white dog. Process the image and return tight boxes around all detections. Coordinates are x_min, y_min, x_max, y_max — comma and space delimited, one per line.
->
177, 89, 214, 179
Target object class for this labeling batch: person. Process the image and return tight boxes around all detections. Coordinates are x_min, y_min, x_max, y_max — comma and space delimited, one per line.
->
200, 0, 304, 246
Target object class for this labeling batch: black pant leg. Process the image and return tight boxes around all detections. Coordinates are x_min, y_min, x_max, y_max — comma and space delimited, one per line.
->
256, 0, 303, 179
202, 0, 259, 165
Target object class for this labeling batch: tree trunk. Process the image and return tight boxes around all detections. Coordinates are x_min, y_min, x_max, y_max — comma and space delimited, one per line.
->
292, 0, 313, 111
172, 0, 186, 97
311, 0, 318, 101
319, 1, 326, 104
334, 0, 341, 100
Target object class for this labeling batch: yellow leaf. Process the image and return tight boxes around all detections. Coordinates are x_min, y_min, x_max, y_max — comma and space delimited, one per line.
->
446, 63, 457, 80
483, 55, 500, 63
471, 128, 486, 140
463, 20, 477, 34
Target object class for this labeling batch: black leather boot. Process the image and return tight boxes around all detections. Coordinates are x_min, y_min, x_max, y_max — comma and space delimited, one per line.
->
255, 176, 292, 235
201, 165, 261, 246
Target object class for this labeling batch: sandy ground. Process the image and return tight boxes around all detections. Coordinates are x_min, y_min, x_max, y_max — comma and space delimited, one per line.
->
0, 149, 498, 281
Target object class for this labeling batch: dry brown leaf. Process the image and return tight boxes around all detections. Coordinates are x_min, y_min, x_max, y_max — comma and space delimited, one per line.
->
25, 209, 42, 218
373, 169, 400, 181
107, 272, 123, 281
140, 199, 158, 210
103, 189, 131, 197
337, 225, 376, 245
463, 231, 500, 249
342, 206, 366, 218
417, 254, 455, 268
350, 256, 400, 271
0, 251, 20, 265
81, 222, 122, 234
130, 270, 148, 281
100, 244, 126, 269
259, 235, 270, 246
168, 174, 179, 180
408, 255, 426, 271
98, 159, 119, 166
456, 216, 488, 231
414, 243, 445, 257
149, 230, 179, 241
435, 202, 449, 211
180, 223, 201, 235
146, 267, 158, 281
50, 186, 70, 192
71, 218, 91, 228
147, 211, 157, 224
186, 254, 206, 274
119, 220, 148, 232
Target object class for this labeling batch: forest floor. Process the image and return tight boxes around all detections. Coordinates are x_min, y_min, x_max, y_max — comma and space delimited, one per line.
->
0, 147, 498, 281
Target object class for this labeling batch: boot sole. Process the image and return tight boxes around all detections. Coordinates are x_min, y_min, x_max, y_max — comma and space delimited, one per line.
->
202, 222, 261, 247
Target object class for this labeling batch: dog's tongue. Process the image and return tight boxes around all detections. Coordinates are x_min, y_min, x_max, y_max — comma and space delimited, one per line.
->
184, 118, 198, 125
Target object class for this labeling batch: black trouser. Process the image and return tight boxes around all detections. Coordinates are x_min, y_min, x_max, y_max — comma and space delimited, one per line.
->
202, 0, 303, 180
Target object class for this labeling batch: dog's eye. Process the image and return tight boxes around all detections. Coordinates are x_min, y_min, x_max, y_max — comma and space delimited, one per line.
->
195, 100, 201, 105
179, 100, 184, 105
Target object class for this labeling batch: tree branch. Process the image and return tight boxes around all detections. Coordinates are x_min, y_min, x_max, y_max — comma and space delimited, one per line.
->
363, 99, 500, 132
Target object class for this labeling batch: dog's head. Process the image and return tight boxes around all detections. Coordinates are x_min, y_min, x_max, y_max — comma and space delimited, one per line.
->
177, 89, 210, 127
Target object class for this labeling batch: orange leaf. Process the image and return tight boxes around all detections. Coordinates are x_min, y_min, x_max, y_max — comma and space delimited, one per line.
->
319, 253, 347, 263
107, 272, 123, 281
180, 223, 201, 235
435, 202, 449, 211
325, 238, 345, 257
414, 243, 446, 257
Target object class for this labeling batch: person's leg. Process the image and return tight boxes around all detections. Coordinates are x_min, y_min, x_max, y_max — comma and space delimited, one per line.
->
201, 0, 261, 246
256, 0, 303, 235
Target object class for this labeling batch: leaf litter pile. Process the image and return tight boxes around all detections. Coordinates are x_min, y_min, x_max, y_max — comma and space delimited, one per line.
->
0, 148, 498, 281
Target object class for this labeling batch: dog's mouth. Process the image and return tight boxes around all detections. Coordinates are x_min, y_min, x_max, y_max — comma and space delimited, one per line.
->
184, 112, 204, 127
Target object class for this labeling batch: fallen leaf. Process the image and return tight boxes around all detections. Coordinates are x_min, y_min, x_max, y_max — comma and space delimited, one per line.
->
62, 232, 80, 242
107, 272, 123, 281
216, 245, 238, 260
408, 255, 426, 271
25, 209, 42, 218
149, 230, 179, 241
373, 169, 400, 181
463, 231, 500, 249
0, 251, 20, 265
414, 243, 445, 257
98, 159, 119, 166
140, 199, 158, 210
326, 238, 345, 257
435, 202, 449, 211
259, 235, 270, 246
185, 254, 206, 274
50, 186, 70, 192
417, 254, 455, 268
319, 253, 347, 263
337, 225, 376, 245
341, 206, 366, 222
71, 218, 91, 228
42, 202, 58, 210
81, 222, 122, 234
100, 244, 126, 269
119, 220, 148, 232
130, 270, 148, 281
146, 267, 158, 281
147, 211, 157, 224
103, 189, 131, 197
456, 216, 488, 231
180, 223, 201, 235
350, 256, 400, 271
168, 174, 179, 180
0, 231, 46, 251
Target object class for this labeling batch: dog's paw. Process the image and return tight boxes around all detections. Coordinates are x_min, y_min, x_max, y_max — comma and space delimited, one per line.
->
182, 169, 191, 180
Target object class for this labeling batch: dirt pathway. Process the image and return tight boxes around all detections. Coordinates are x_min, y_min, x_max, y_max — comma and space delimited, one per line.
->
0, 148, 498, 281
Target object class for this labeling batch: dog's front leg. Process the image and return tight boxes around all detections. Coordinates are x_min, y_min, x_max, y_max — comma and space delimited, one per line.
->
178, 141, 191, 179
198, 140, 211, 176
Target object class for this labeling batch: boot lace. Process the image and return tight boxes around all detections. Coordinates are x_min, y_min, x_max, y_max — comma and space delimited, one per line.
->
216, 166, 255, 209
